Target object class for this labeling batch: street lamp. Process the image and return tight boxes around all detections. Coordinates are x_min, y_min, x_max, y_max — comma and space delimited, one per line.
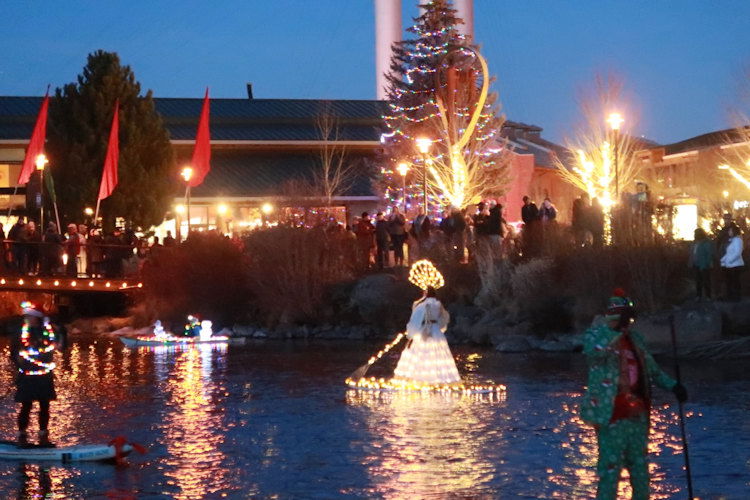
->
397, 162, 409, 212
35, 154, 48, 229
181, 166, 193, 236
415, 137, 432, 213
607, 113, 624, 199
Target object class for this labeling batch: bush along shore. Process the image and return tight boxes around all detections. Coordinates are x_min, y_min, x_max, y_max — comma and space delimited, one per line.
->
132, 229, 750, 356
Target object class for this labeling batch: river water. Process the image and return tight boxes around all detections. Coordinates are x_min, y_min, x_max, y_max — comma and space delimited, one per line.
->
0, 335, 747, 499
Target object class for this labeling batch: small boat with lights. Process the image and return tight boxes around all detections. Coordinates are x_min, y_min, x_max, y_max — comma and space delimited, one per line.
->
119, 319, 245, 348
0, 440, 133, 462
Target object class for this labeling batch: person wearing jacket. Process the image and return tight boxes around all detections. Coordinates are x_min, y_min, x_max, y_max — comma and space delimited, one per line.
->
719, 223, 744, 302
689, 228, 715, 300
581, 290, 687, 500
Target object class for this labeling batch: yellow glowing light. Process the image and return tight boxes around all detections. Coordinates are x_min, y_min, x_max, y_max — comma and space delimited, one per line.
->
70, 281, 76, 287
719, 164, 750, 191
416, 137, 432, 154
53, 280, 59, 286
261, 202, 274, 215
84, 207, 94, 216
397, 162, 409, 177
35, 280, 41, 286
673, 204, 698, 241
35, 153, 48, 171
723, 190, 730, 198
175, 204, 186, 214
89, 281, 95, 287
0, 279, 5, 285
180, 166, 193, 182
345, 376, 506, 395
105, 282, 111, 288
217, 203, 228, 216
607, 112, 624, 131
122, 282, 128, 288
137, 283, 143, 288
408, 259, 445, 291
18, 279, 24, 285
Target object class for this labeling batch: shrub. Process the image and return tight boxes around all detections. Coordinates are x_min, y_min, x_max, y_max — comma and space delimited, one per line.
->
141, 232, 250, 327
243, 227, 359, 326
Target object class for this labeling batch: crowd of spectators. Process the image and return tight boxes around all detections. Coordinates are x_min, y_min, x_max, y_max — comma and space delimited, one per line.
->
0, 217, 178, 278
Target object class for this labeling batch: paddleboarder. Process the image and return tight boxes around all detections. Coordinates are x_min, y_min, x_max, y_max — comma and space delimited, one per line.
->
11, 302, 61, 446
581, 289, 688, 500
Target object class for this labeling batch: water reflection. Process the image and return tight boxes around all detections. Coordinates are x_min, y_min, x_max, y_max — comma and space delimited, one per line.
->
346, 388, 506, 497
159, 344, 228, 499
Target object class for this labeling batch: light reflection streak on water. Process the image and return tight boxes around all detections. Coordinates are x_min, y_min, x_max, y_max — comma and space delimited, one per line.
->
346, 388, 506, 497
159, 344, 228, 499
549, 397, 684, 499
16, 462, 79, 499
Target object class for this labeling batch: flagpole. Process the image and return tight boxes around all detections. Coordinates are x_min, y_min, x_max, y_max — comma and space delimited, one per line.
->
94, 198, 101, 228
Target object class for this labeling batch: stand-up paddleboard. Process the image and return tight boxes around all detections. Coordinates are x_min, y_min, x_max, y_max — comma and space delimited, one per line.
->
0, 440, 133, 462
119, 336, 245, 348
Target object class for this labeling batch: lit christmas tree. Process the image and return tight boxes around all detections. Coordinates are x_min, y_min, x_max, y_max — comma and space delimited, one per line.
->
379, 0, 509, 215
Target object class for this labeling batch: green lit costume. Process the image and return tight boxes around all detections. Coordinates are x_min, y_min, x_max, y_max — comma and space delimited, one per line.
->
581, 310, 677, 500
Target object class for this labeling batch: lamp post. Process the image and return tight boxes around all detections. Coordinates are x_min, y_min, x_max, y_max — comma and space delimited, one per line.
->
35, 154, 48, 230
607, 113, 624, 200
181, 166, 193, 236
415, 137, 432, 214
397, 162, 409, 212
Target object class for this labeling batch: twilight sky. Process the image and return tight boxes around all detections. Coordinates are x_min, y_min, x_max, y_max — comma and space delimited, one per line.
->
2, 0, 749, 144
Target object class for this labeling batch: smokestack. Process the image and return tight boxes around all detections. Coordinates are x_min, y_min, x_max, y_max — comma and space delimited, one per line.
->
246, 83, 254, 99
453, 0, 474, 40
374, 0, 402, 100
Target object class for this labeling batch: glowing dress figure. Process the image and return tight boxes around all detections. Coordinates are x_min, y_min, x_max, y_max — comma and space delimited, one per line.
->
393, 294, 461, 384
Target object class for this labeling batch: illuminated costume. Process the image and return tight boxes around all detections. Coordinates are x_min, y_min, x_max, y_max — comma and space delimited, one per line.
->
393, 295, 460, 384
581, 291, 686, 500
11, 302, 59, 446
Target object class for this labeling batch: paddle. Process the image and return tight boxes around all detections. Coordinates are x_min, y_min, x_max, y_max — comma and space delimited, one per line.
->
348, 333, 406, 381
669, 314, 695, 500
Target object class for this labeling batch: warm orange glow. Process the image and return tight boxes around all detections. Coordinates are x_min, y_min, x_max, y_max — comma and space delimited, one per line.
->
397, 162, 409, 177
35, 280, 41, 286
181, 166, 193, 182
88, 281, 95, 287
607, 112, 624, 131
18, 279, 24, 285
416, 137, 432, 154
70, 281, 76, 287
53, 280, 59, 286
35, 153, 48, 171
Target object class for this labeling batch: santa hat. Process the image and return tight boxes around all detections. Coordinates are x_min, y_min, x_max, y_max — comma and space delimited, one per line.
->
21, 301, 45, 319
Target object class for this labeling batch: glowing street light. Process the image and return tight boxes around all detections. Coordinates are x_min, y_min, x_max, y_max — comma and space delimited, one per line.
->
35, 154, 48, 171
415, 137, 432, 212
217, 203, 228, 216
84, 207, 94, 216
261, 202, 274, 215
181, 166, 193, 237
175, 204, 186, 214
35, 153, 49, 229
607, 113, 624, 199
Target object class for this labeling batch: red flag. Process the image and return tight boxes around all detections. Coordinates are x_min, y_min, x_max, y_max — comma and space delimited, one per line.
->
98, 101, 119, 201
189, 88, 211, 187
18, 90, 50, 185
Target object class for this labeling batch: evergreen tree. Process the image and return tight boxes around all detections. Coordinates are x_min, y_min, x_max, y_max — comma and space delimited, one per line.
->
47, 50, 174, 228
379, 0, 508, 211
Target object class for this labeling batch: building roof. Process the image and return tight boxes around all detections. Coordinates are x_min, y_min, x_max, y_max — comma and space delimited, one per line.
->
660, 126, 750, 156
0, 96, 387, 143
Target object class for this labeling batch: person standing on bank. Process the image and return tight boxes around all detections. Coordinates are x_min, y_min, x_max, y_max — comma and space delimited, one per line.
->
11, 302, 62, 446
719, 223, 744, 302
689, 228, 714, 300
581, 290, 687, 500
374, 212, 391, 270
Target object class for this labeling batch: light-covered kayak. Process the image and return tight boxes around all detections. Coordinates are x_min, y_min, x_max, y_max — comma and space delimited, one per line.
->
119, 336, 245, 348
0, 440, 132, 462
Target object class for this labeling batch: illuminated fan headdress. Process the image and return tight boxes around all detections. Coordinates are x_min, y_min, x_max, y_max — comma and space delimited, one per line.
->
408, 259, 445, 291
